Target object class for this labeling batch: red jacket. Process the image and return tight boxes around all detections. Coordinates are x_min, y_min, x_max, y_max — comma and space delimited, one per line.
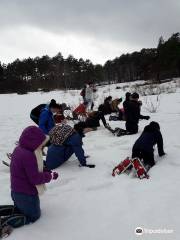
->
73, 104, 87, 115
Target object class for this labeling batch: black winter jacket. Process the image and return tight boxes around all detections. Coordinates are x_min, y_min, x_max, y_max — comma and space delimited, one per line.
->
133, 124, 165, 155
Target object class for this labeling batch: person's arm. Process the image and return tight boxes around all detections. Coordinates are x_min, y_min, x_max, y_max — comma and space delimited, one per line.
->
39, 110, 49, 134
99, 112, 107, 126
157, 131, 165, 156
23, 154, 52, 185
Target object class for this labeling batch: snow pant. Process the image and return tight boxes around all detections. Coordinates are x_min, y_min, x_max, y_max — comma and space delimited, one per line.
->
11, 192, 41, 224
46, 144, 74, 170
86, 99, 94, 111
30, 113, 39, 125
132, 148, 155, 167
126, 121, 138, 134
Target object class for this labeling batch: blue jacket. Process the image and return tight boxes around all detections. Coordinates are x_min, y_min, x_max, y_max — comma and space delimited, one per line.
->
46, 133, 86, 170
39, 107, 55, 135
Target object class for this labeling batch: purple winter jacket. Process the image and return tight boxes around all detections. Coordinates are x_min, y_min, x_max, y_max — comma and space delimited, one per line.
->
10, 126, 52, 195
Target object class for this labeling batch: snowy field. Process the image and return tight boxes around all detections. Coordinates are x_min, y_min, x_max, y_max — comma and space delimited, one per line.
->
0, 81, 180, 240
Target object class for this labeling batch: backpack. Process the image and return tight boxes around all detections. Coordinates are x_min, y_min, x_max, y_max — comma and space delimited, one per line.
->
80, 88, 85, 97
31, 104, 46, 119
49, 124, 75, 145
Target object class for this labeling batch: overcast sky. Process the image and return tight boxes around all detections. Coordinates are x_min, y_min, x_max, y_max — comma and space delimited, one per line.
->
0, 0, 180, 65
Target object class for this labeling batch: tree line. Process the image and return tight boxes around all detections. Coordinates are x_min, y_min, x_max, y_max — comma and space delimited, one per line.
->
0, 32, 180, 93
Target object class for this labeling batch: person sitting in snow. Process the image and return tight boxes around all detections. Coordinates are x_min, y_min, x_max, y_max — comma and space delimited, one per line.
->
109, 98, 124, 121
45, 122, 95, 170
2, 126, 58, 231
124, 92, 150, 134
132, 121, 165, 170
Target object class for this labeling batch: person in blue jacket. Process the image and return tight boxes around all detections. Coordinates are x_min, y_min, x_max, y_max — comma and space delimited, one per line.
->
45, 122, 95, 170
38, 101, 60, 135
132, 121, 165, 169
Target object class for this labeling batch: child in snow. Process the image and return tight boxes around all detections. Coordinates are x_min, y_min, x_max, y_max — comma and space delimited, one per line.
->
38, 101, 60, 135
2, 126, 58, 231
30, 99, 56, 125
85, 82, 96, 111
46, 122, 95, 170
132, 121, 165, 170
85, 110, 108, 129
72, 101, 89, 120
124, 92, 150, 134
98, 96, 112, 115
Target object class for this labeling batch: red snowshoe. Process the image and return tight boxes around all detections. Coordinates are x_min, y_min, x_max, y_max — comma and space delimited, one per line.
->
112, 157, 132, 176
131, 158, 149, 179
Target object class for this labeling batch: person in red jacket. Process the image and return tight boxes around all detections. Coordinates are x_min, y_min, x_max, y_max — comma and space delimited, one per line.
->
72, 102, 88, 120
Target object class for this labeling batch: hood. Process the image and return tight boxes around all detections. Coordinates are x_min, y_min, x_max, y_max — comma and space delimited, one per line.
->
19, 126, 46, 151
144, 121, 160, 133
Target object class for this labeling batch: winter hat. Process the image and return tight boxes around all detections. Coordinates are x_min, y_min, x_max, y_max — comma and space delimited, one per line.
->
49, 99, 59, 108
131, 92, 139, 99
144, 121, 160, 132
74, 122, 87, 136
49, 124, 75, 145
149, 121, 160, 130
125, 92, 131, 99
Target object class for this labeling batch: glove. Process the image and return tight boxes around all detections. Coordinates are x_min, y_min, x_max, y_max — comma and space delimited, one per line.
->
80, 164, 96, 168
144, 116, 150, 120
51, 172, 59, 180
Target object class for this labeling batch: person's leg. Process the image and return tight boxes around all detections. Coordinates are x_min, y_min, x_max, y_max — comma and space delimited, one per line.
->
126, 121, 138, 134
10, 192, 40, 226
46, 145, 67, 170
132, 148, 142, 159
141, 151, 155, 167
91, 102, 94, 110
64, 146, 74, 160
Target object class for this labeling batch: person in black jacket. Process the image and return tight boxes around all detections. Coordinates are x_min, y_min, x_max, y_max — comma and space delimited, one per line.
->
98, 96, 112, 115
132, 121, 165, 169
123, 92, 131, 113
85, 110, 107, 129
125, 92, 150, 134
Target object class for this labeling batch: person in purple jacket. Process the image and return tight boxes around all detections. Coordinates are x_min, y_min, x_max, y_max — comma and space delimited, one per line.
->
0, 126, 58, 233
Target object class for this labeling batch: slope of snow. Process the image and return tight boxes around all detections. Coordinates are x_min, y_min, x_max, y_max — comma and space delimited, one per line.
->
0, 81, 180, 240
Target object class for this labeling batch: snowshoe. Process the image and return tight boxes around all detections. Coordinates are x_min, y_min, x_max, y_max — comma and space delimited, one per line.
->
0, 205, 20, 217
2, 161, 10, 167
0, 225, 13, 238
115, 128, 127, 137
131, 158, 149, 179
1, 214, 26, 228
112, 157, 132, 176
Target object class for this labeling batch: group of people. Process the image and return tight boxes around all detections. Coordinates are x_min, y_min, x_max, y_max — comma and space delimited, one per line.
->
0, 88, 165, 236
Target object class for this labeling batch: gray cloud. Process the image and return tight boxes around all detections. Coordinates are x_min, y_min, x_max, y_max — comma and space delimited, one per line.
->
0, 0, 180, 63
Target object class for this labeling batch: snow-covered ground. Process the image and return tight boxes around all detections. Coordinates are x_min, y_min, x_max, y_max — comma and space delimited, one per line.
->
0, 81, 180, 240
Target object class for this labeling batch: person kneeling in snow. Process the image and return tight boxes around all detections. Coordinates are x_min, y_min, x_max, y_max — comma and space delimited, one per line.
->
46, 122, 95, 170
6, 126, 58, 230
132, 121, 165, 170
